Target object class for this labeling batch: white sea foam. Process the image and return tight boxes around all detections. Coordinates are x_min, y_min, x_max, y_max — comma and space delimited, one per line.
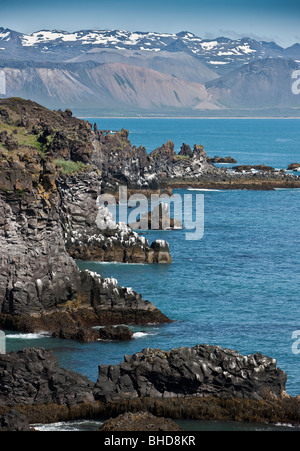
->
133, 332, 150, 339
6, 332, 50, 339
274, 422, 295, 429
32, 420, 103, 432
133, 331, 158, 339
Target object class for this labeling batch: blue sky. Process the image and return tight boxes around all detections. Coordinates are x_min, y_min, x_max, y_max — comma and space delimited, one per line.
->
1, 0, 300, 47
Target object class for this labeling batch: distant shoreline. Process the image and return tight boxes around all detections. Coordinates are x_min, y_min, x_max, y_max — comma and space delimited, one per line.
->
78, 116, 300, 120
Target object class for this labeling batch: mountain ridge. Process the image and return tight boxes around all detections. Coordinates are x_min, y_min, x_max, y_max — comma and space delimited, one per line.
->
0, 61, 222, 110
1, 26, 300, 72
1, 27, 300, 114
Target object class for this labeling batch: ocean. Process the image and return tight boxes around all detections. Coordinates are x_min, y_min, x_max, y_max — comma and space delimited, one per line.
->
5, 119, 300, 431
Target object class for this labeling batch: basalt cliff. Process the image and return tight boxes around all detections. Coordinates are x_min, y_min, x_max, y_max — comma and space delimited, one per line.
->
0, 98, 173, 338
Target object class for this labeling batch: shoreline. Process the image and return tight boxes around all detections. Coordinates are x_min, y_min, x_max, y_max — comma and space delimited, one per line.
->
77, 116, 300, 120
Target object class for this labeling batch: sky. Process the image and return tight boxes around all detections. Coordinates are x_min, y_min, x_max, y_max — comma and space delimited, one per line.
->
1, 0, 300, 48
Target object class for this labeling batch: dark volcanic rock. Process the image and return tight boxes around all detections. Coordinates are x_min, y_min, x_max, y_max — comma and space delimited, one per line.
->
178, 143, 193, 158
0, 348, 95, 407
207, 156, 237, 164
150, 240, 172, 263
54, 324, 134, 343
52, 326, 100, 343
232, 164, 275, 172
99, 411, 182, 431
53, 325, 133, 343
94, 345, 287, 402
98, 326, 133, 341
0, 410, 31, 431
0, 345, 296, 427
287, 163, 300, 170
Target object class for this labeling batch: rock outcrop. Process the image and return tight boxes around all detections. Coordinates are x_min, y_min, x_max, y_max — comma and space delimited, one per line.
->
207, 156, 237, 164
0, 346, 287, 409
288, 163, 300, 171
0, 410, 31, 431
0, 348, 95, 408
0, 98, 172, 338
94, 135, 217, 190
99, 412, 182, 431
0, 268, 171, 338
94, 345, 287, 402
93, 129, 300, 190
53, 325, 134, 343
60, 172, 171, 263
0, 346, 298, 427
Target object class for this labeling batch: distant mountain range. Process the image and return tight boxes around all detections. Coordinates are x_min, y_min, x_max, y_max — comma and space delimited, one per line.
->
0, 27, 300, 115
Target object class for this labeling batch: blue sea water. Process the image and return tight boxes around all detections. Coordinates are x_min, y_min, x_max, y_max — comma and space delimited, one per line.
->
5, 119, 300, 409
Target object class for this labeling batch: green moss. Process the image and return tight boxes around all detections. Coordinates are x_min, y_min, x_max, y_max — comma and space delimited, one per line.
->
15, 189, 24, 197
54, 159, 88, 175
174, 155, 190, 160
0, 122, 43, 151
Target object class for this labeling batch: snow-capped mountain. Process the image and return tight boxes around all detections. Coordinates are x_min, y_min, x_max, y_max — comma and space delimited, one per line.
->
0, 27, 299, 114
0, 27, 298, 72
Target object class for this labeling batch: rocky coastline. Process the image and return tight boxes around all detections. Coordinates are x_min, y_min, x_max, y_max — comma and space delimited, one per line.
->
5, 97, 295, 339
1, 98, 300, 430
0, 98, 173, 340
0, 345, 299, 431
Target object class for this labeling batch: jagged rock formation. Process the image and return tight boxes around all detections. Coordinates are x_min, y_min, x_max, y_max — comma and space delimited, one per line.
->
94, 345, 287, 402
0, 152, 170, 334
93, 131, 300, 190
94, 132, 218, 189
0, 345, 293, 427
58, 170, 170, 263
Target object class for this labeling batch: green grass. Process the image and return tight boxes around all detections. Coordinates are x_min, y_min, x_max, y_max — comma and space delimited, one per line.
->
0, 122, 41, 150
174, 155, 190, 160
54, 159, 88, 175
